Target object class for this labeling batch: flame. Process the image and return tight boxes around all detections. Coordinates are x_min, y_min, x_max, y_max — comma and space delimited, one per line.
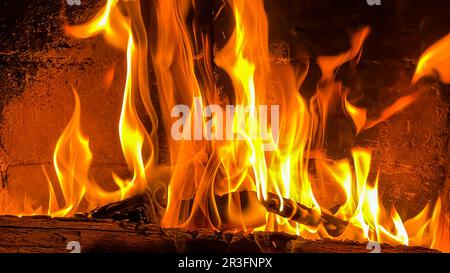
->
64, 0, 128, 50
147, 0, 214, 229
214, 0, 320, 234
66, 0, 449, 251
405, 198, 450, 252
344, 93, 367, 135
32, 0, 159, 217
311, 27, 370, 147
103, 66, 115, 90
317, 27, 371, 81
364, 90, 423, 130
67, 0, 158, 203
413, 33, 450, 84
8, 0, 449, 252
364, 32, 450, 131
45, 87, 91, 217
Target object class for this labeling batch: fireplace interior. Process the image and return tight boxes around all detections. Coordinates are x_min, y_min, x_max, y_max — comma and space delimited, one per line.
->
0, 0, 449, 253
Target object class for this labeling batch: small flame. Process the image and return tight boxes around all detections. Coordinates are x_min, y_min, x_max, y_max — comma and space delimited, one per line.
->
344, 93, 367, 135
405, 198, 450, 252
65, 0, 128, 50
317, 27, 371, 80
103, 66, 115, 90
364, 90, 422, 130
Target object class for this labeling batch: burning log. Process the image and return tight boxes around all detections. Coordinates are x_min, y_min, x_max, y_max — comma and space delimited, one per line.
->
261, 192, 349, 237
89, 193, 153, 223
0, 216, 438, 253
89, 184, 167, 224
89, 190, 348, 237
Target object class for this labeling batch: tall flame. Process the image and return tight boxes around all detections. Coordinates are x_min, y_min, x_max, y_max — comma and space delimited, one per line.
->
66, 0, 158, 204
45, 87, 91, 217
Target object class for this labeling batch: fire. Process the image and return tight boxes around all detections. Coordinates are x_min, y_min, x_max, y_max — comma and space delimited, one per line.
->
34, 0, 159, 216
9, 0, 450, 252
44, 87, 91, 217
67, 0, 158, 203
344, 94, 367, 135
413, 33, 450, 84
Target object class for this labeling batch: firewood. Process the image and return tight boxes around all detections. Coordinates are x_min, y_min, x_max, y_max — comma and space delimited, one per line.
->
261, 192, 349, 237
89, 193, 153, 223
0, 216, 438, 253
88, 185, 167, 224
89, 190, 348, 237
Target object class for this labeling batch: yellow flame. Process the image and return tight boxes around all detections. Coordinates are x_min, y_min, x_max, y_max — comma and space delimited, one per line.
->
46, 87, 91, 217
65, 0, 128, 50
67, 0, 157, 204
405, 198, 450, 251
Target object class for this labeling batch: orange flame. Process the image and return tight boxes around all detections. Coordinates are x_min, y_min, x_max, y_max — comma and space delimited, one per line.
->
45, 87, 91, 217
67, 0, 158, 202
344, 93, 367, 135
364, 90, 422, 130
413, 33, 450, 84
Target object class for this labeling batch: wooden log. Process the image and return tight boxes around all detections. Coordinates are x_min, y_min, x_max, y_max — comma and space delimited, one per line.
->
89, 193, 153, 223
88, 190, 349, 237
262, 192, 349, 237
0, 216, 438, 253
88, 187, 167, 225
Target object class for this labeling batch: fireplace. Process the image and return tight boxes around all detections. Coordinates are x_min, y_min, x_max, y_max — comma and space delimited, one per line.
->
0, 0, 449, 254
